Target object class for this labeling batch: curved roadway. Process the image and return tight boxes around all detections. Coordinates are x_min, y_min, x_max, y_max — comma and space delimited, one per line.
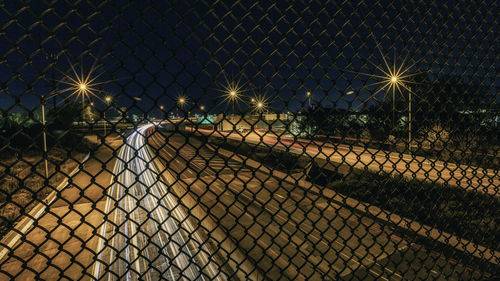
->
93, 124, 224, 281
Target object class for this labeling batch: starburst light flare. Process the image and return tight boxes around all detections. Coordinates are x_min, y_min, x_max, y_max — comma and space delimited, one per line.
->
348, 43, 425, 108
57, 57, 112, 105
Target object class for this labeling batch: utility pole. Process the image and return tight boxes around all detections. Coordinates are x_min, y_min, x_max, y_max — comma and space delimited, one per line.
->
41, 96, 49, 180
409, 88, 412, 146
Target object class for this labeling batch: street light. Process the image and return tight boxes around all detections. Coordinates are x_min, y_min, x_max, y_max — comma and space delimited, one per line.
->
226, 88, 240, 114
40, 96, 51, 180
306, 91, 312, 106
177, 96, 187, 107
42, 59, 111, 180
408, 87, 412, 146
349, 44, 424, 145
103, 96, 112, 136
176, 94, 189, 118
40, 79, 91, 179
216, 76, 246, 115
251, 94, 269, 114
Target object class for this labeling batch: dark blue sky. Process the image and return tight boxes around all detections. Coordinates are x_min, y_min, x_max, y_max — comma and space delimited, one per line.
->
0, 0, 498, 116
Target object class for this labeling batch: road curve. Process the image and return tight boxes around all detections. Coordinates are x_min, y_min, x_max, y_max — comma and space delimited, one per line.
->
92, 124, 224, 281
188, 127, 499, 196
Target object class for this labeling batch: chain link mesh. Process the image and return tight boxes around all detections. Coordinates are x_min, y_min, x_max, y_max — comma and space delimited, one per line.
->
0, 0, 498, 280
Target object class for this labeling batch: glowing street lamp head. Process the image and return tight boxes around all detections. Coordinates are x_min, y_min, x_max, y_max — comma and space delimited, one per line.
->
58, 58, 114, 105
306, 91, 311, 97
200, 105, 205, 111
160, 105, 164, 110
177, 95, 189, 108
349, 43, 424, 110
251, 94, 269, 113
105, 96, 112, 103
216, 74, 248, 113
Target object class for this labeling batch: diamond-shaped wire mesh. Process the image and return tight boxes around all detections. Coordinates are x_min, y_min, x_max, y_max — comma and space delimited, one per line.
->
0, 0, 498, 280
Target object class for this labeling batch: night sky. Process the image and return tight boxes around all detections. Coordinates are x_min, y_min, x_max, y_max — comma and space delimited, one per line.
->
0, 0, 498, 116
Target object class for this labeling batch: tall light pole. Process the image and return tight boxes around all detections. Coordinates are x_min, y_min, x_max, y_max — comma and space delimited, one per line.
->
408, 87, 412, 146
159, 104, 165, 120
104, 96, 112, 137
41, 96, 49, 180
41, 53, 58, 180
390, 76, 398, 127
177, 95, 188, 118
229, 90, 237, 114
306, 91, 312, 107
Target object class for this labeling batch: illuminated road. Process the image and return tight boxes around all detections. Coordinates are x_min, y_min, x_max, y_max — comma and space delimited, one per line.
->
93, 124, 224, 281
188, 128, 500, 195
147, 127, 486, 280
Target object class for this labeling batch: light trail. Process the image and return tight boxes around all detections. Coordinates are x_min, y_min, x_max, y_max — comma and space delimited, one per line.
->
146, 130, 406, 279
93, 124, 224, 281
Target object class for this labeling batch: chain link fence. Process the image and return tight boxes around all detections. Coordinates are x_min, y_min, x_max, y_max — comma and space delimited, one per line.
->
0, 0, 498, 280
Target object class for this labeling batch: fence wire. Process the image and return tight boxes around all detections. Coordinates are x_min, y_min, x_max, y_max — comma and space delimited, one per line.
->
0, 0, 499, 280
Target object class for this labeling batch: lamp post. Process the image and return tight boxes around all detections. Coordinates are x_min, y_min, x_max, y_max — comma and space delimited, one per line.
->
177, 95, 188, 119
408, 87, 412, 146
159, 104, 165, 120
41, 53, 59, 180
229, 90, 237, 114
104, 96, 112, 137
306, 91, 311, 106
390, 76, 398, 127
41, 96, 49, 180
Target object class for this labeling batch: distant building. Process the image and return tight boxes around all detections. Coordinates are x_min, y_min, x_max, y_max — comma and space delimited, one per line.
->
196, 114, 215, 125
214, 113, 288, 132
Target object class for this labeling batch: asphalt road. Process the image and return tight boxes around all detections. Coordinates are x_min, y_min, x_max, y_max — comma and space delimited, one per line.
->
92, 125, 224, 281
188, 128, 500, 195
148, 126, 490, 280
0, 125, 493, 280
